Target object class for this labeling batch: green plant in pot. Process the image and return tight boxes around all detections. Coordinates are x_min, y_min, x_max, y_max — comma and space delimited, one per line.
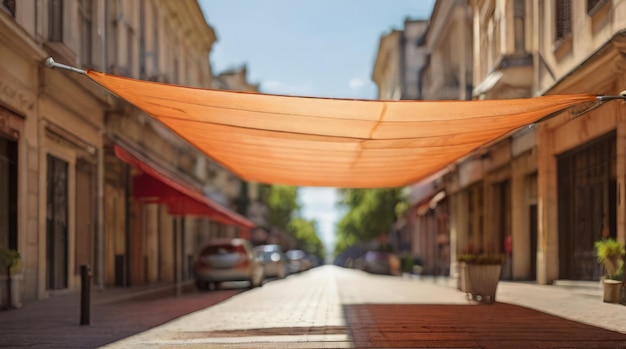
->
0, 247, 22, 309
458, 251, 504, 304
594, 238, 624, 303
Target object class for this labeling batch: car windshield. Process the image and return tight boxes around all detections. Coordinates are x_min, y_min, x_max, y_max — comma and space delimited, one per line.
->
202, 244, 238, 255
286, 250, 305, 260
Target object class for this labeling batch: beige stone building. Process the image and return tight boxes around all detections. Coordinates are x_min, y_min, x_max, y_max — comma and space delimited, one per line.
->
0, 0, 253, 306
372, 20, 429, 100
375, 0, 626, 285
409, 0, 473, 277
456, 0, 626, 283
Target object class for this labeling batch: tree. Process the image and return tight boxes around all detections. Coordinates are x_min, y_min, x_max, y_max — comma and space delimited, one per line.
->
334, 188, 407, 256
268, 185, 300, 231
266, 185, 324, 258
288, 218, 324, 258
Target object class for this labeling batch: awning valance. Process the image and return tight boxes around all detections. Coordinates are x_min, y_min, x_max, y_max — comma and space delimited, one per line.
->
114, 145, 254, 229
90, 71, 598, 188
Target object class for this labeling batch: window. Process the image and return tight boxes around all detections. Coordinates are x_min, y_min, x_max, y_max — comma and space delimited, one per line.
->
514, 0, 525, 53
46, 155, 69, 289
587, 0, 607, 16
139, 0, 146, 78
127, 27, 135, 76
174, 56, 179, 84
79, 0, 93, 68
48, 0, 63, 42
1, 0, 15, 17
153, 6, 159, 76
555, 0, 572, 42
467, 183, 484, 243
0, 138, 18, 251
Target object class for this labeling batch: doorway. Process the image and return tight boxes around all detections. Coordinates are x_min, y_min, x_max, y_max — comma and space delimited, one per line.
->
0, 137, 17, 251
75, 158, 96, 277
46, 154, 69, 289
557, 132, 616, 280
529, 204, 537, 280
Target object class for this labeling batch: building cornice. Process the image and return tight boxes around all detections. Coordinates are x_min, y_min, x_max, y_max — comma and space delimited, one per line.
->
0, 10, 47, 62
372, 30, 400, 86
162, 0, 216, 51
540, 30, 626, 96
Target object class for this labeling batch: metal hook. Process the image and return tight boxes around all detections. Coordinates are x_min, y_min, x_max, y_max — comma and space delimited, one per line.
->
45, 57, 87, 75
596, 91, 626, 102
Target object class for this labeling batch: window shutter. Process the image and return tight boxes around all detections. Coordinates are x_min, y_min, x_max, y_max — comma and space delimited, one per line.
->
1, 0, 15, 17
48, 0, 63, 42
587, 0, 607, 16
555, 0, 571, 41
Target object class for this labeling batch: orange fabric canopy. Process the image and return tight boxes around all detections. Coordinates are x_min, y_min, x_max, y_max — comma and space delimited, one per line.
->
88, 71, 597, 188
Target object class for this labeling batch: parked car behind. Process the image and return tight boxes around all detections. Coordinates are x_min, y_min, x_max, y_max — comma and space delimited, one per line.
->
285, 249, 313, 274
194, 238, 264, 291
254, 244, 288, 279
361, 251, 401, 276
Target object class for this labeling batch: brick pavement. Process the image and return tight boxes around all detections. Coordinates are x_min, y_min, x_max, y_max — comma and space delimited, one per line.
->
104, 266, 626, 348
345, 303, 626, 348
1, 266, 626, 348
0, 282, 242, 348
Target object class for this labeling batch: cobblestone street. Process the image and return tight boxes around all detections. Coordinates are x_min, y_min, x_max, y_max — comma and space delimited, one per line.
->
104, 266, 626, 348
1, 266, 626, 348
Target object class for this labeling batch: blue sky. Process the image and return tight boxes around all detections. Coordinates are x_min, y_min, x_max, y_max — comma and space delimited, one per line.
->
198, 0, 435, 252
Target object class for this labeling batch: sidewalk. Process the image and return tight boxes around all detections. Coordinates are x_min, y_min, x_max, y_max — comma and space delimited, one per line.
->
105, 266, 626, 348
0, 281, 242, 348
409, 274, 626, 334
0, 269, 625, 348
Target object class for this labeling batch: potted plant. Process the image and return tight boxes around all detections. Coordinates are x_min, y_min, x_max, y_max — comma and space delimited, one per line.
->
0, 247, 22, 309
594, 238, 624, 303
458, 252, 504, 304
400, 255, 414, 277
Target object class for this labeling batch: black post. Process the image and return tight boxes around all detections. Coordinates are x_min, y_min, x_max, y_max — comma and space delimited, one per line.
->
80, 265, 91, 326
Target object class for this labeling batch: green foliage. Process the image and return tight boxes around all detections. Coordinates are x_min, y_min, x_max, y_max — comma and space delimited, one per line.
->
265, 185, 323, 259
0, 247, 22, 275
458, 253, 504, 265
334, 233, 359, 257
334, 188, 406, 255
268, 185, 300, 231
595, 238, 625, 278
400, 255, 414, 273
288, 218, 324, 258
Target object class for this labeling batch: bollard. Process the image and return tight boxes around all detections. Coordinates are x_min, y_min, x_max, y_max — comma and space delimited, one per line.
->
80, 265, 91, 326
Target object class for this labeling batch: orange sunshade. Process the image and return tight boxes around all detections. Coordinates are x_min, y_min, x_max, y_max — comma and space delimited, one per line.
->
88, 71, 597, 188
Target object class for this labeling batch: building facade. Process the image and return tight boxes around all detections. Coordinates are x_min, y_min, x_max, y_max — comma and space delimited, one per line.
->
460, 0, 626, 283
0, 0, 253, 306
374, 0, 626, 284
372, 20, 429, 100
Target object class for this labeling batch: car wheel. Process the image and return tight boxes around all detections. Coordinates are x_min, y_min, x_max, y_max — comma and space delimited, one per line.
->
195, 279, 208, 291
207, 282, 222, 291
278, 266, 286, 279
250, 268, 263, 288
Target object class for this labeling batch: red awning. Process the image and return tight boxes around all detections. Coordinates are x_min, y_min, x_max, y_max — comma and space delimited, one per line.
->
114, 145, 255, 229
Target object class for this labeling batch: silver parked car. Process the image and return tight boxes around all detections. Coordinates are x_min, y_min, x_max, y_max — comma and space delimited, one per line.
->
285, 249, 313, 274
194, 238, 264, 290
254, 244, 288, 279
